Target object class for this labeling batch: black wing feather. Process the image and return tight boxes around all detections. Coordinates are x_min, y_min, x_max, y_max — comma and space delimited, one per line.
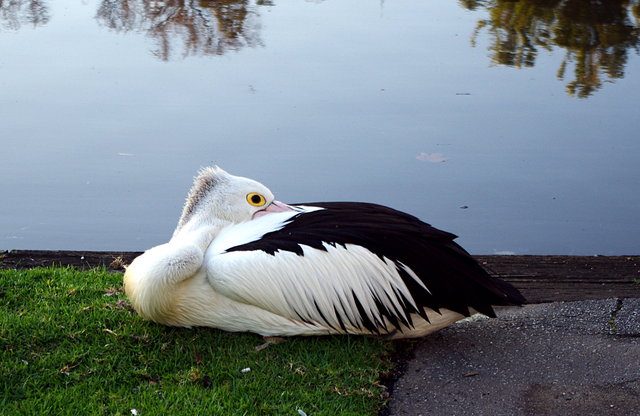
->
227, 202, 526, 324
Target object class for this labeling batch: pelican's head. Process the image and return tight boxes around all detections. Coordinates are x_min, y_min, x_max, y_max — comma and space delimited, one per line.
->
172, 166, 292, 237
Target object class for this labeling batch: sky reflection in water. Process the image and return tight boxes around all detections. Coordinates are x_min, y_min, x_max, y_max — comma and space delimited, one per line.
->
1, 0, 638, 255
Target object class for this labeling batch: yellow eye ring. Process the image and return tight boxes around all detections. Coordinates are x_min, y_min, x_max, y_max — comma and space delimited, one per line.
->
246, 193, 267, 207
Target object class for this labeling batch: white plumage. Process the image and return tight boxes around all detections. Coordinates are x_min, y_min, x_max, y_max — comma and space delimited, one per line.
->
124, 166, 525, 338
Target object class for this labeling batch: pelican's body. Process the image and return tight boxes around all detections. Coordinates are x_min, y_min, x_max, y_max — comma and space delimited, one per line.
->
124, 167, 525, 339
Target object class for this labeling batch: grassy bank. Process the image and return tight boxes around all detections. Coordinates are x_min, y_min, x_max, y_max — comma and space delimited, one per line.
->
0, 268, 393, 415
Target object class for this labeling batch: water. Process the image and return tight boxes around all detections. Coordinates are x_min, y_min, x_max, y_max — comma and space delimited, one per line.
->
1, 0, 639, 255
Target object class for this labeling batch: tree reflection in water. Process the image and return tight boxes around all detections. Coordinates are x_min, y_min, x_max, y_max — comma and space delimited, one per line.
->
95, 0, 262, 60
2, 0, 639, 95
0, 0, 49, 30
462, 0, 640, 98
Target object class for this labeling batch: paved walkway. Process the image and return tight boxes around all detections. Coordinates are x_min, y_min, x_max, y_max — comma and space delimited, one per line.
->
385, 298, 640, 416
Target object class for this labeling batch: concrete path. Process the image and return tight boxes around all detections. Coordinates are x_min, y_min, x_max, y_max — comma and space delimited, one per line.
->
385, 299, 640, 416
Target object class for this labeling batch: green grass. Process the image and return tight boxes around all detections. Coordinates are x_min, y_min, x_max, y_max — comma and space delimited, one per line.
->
0, 268, 394, 415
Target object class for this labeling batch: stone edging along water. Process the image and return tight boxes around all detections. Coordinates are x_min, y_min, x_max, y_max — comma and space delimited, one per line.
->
1, 250, 639, 303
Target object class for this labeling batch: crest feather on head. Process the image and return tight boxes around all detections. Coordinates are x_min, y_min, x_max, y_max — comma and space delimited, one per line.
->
175, 166, 230, 232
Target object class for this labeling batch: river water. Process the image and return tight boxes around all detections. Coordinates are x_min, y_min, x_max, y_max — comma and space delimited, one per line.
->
1, 0, 639, 255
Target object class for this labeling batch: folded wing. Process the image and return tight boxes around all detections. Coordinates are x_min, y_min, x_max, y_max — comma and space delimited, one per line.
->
205, 202, 525, 335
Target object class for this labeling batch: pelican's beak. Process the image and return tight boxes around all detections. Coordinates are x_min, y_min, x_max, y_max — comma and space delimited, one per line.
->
252, 200, 295, 219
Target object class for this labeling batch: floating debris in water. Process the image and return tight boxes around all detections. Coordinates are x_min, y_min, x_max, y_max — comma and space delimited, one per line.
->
416, 152, 446, 163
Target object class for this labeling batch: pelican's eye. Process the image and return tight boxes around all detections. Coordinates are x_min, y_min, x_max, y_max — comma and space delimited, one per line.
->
246, 193, 267, 207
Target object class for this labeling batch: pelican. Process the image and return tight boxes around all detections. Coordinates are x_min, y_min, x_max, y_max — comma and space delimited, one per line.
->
124, 166, 525, 339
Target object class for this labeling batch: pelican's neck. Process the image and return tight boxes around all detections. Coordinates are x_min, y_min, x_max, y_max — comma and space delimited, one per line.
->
124, 218, 229, 324
170, 218, 230, 252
